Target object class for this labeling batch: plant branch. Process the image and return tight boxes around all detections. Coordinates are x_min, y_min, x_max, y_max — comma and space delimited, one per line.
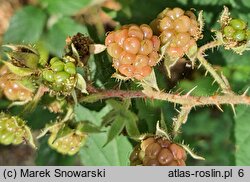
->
173, 106, 192, 138
80, 85, 250, 106
143, 87, 250, 106
80, 88, 145, 103
197, 40, 233, 94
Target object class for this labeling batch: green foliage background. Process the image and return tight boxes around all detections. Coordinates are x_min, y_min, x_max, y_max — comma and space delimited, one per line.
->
1, 0, 250, 165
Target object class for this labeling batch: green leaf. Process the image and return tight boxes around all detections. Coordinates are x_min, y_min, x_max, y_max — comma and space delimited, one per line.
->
192, 0, 228, 5
74, 104, 112, 126
39, 0, 92, 16
104, 99, 140, 141
74, 104, 99, 124
135, 99, 161, 132
222, 51, 250, 66
235, 105, 250, 165
124, 111, 140, 137
116, 0, 134, 19
106, 99, 126, 111
79, 133, 132, 165
105, 116, 126, 146
44, 17, 88, 56
78, 122, 101, 133
177, 76, 219, 96
102, 7, 118, 19
101, 110, 117, 127
125, 118, 140, 137
3, 6, 46, 44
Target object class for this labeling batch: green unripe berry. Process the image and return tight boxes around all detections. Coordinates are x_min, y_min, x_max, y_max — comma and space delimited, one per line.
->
14, 129, 25, 144
16, 128, 25, 136
64, 62, 76, 75
0, 113, 34, 147
0, 130, 15, 145
233, 30, 246, 41
51, 61, 65, 72
42, 70, 54, 82
0, 125, 4, 132
12, 137, 23, 145
50, 57, 62, 65
5, 121, 16, 132
0, 120, 7, 131
1, 132, 15, 145
54, 71, 70, 83
223, 26, 235, 38
230, 19, 247, 30
52, 84, 63, 91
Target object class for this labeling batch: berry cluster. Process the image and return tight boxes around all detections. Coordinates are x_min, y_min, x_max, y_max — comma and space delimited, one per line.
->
151, 7, 201, 58
48, 126, 87, 155
223, 18, 250, 42
105, 24, 160, 80
42, 57, 77, 94
130, 136, 186, 166
0, 112, 31, 145
0, 65, 33, 101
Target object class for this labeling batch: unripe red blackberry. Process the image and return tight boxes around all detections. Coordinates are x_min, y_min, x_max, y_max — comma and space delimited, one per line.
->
0, 112, 34, 146
130, 136, 187, 166
150, 7, 202, 59
47, 125, 87, 155
105, 24, 160, 80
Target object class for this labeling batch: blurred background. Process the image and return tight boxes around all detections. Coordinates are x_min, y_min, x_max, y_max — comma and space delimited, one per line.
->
0, 0, 250, 166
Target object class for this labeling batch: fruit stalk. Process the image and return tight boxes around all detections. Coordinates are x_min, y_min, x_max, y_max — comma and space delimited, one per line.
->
172, 106, 192, 137
197, 40, 233, 94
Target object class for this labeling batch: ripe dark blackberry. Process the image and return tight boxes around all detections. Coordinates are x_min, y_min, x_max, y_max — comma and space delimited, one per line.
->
150, 7, 202, 59
130, 136, 187, 166
105, 24, 160, 80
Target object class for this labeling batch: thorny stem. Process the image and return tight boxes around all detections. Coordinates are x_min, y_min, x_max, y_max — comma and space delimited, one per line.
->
173, 106, 192, 138
143, 87, 250, 106
80, 89, 144, 103
197, 40, 233, 95
80, 86, 250, 106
